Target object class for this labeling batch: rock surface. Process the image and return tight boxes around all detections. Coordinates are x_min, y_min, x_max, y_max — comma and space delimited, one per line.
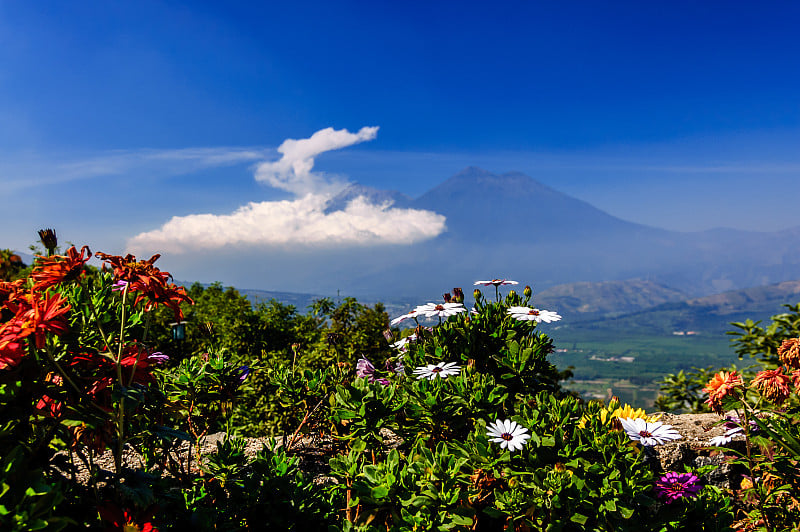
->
53, 414, 744, 490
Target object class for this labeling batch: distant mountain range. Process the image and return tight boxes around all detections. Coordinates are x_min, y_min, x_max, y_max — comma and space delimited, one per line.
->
14, 166, 800, 304
321, 167, 800, 299
553, 279, 800, 337
225, 276, 800, 340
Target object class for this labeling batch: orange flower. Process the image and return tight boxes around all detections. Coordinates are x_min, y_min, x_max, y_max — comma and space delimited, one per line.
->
96, 252, 193, 320
30, 245, 92, 292
0, 279, 25, 307
750, 367, 793, 405
791, 369, 800, 393
778, 337, 800, 370
703, 370, 743, 414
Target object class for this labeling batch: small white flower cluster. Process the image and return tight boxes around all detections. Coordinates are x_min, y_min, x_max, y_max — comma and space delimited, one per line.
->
383, 279, 564, 456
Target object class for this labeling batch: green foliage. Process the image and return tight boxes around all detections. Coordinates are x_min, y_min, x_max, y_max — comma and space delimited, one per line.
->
8, 234, 800, 530
728, 302, 800, 367
180, 437, 336, 530
0, 446, 70, 531
653, 366, 721, 413
0, 249, 26, 282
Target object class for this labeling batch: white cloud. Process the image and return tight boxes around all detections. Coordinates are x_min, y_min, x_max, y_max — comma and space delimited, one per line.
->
127, 126, 447, 254
255, 126, 378, 195
127, 194, 445, 253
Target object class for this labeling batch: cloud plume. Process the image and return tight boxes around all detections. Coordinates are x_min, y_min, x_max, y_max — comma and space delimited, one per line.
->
127, 126, 446, 254
255, 126, 379, 195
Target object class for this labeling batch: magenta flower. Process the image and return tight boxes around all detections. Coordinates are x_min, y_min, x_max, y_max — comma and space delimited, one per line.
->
654, 472, 703, 503
112, 280, 129, 292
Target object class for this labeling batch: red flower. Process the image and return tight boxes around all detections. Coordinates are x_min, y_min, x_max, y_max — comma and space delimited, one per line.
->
0, 291, 70, 368
119, 343, 158, 386
69, 344, 157, 406
30, 245, 92, 292
18, 292, 72, 349
0, 321, 27, 369
97, 502, 159, 532
143, 282, 193, 320
36, 373, 64, 418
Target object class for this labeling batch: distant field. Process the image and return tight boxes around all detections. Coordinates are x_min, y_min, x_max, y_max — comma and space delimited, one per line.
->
547, 328, 744, 409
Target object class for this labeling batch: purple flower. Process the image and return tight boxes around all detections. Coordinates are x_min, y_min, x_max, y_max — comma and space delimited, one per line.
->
112, 280, 129, 292
710, 415, 759, 446
724, 415, 758, 432
147, 352, 169, 364
654, 472, 703, 503
238, 365, 250, 383
356, 358, 377, 380
375, 378, 391, 386
385, 357, 404, 375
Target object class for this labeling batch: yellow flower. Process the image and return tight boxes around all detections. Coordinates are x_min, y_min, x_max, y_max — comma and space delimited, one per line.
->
578, 401, 662, 429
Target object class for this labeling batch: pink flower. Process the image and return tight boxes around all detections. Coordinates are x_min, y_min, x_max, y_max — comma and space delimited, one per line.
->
655, 472, 702, 503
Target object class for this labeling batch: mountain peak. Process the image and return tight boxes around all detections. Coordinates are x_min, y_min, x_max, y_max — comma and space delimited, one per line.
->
441, 167, 558, 195
324, 183, 411, 213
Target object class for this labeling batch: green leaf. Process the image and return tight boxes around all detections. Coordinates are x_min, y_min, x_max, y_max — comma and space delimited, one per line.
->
371, 485, 390, 499
570, 513, 588, 525
619, 506, 634, 519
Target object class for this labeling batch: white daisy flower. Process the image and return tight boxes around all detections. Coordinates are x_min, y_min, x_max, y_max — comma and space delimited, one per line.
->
486, 418, 531, 452
619, 417, 682, 446
392, 334, 417, 351
413, 302, 466, 319
412, 361, 461, 380
390, 311, 418, 326
507, 306, 562, 323
709, 426, 744, 446
474, 279, 519, 287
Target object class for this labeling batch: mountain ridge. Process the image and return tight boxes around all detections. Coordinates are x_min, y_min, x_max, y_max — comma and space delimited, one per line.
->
314, 166, 800, 299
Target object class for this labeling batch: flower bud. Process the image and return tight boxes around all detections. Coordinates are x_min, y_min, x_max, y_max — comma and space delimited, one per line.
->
327, 332, 342, 346
473, 288, 482, 300
38, 228, 58, 255
524, 285, 532, 298
508, 290, 516, 299
199, 321, 215, 338
443, 293, 452, 303
453, 287, 464, 303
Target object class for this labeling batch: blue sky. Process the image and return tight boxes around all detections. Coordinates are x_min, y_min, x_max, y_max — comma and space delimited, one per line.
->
2, 1, 800, 289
